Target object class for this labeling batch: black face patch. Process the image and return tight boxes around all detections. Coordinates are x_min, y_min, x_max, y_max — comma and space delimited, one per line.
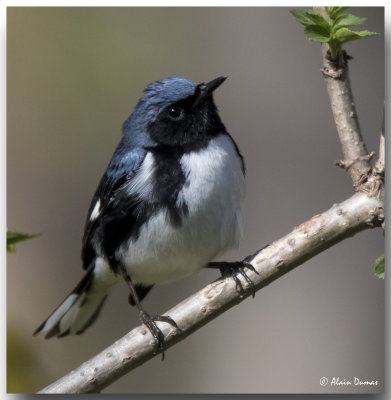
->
147, 96, 226, 152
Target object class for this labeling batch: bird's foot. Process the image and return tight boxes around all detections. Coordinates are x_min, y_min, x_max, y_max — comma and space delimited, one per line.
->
139, 311, 182, 360
209, 260, 259, 297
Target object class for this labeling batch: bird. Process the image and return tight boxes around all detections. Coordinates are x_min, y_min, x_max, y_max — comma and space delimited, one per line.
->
35, 76, 255, 357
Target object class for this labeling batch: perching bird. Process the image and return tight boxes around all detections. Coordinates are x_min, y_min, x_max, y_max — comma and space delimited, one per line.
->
35, 76, 255, 356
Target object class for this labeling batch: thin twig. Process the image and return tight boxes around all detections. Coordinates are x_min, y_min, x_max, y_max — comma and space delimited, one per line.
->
314, 7, 373, 190
39, 192, 384, 394
373, 102, 385, 176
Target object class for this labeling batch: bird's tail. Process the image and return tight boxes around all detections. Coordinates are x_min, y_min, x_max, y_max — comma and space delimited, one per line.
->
35, 262, 118, 338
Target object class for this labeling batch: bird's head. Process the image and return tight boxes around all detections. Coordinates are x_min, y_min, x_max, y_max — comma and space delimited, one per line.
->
123, 77, 227, 150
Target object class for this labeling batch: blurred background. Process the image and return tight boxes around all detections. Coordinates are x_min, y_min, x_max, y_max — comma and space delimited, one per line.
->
7, 7, 384, 394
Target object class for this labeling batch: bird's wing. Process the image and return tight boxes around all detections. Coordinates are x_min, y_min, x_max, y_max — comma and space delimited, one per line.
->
81, 146, 148, 269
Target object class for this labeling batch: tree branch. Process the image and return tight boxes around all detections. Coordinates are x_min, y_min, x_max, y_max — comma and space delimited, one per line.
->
39, 191, 384, 394
314, 7, 373, 190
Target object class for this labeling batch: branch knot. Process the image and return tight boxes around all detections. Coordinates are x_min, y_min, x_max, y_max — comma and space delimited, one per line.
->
321, 66, 345, 79
334, 152, 375, 171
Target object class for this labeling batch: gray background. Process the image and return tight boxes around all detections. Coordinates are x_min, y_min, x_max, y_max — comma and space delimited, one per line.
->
7, 7, 384, 394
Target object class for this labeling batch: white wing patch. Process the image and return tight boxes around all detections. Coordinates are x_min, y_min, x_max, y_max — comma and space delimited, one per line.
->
89, 153, 155, 223
90, 199, 101, 221
125, 152, 155, 201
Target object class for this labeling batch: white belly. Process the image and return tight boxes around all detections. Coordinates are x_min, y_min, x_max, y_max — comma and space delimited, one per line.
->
117, 134, 245, 285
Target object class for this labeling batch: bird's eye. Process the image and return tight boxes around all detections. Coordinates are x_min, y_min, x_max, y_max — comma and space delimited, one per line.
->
167, 107, 184, 121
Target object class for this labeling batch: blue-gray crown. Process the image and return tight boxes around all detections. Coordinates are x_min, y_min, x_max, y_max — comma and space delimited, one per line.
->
123, 77, 197, 135
142, 77, 197, 106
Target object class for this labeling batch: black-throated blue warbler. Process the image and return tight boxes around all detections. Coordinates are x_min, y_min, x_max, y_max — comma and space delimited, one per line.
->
35, 76, 256, 356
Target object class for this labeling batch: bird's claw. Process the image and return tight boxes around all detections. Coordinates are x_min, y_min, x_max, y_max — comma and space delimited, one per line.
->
139, 311, 181, 360
217, 260, 258, 298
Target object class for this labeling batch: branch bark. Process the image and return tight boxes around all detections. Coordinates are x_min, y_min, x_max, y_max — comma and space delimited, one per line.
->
314, 7, 373, 190
373, 103, 385, 177
320, 50, 373, 187
39, 191, 384, 394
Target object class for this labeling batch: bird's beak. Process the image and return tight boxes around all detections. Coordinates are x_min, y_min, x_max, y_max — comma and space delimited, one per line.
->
193, 76, 227, 107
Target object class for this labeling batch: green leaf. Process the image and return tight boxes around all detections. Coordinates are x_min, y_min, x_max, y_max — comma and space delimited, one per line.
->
335, 27, 378, 43
290, 9, 330, 30
7, 231, 39, 253
291, 7, 378, 60
334, 14, 367, 29
325, 7, 350, 19
304, 25, 330, 42
374, 254, 384, 279
290, 9, 313, 26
